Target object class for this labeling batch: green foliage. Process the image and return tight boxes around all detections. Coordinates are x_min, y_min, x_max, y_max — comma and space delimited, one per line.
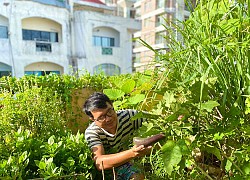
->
33, 132, 93, 179
1, 1, 250, 179
0, 127, 93, 179
162, 140, 182, 175
135, 0, 250, 179
103, 72, 154, 109
0, 72, 156, 179
0, 87, 65, 140
0, 73, 109, 179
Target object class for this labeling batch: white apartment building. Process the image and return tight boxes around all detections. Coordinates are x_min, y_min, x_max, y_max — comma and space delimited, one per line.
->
0, 0, 140, 77
132, 0, 196, 72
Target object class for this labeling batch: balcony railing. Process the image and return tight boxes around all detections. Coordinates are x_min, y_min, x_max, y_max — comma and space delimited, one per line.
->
93, 46, 121, 57
36, 42, 52, 52
102, 47, 113, 55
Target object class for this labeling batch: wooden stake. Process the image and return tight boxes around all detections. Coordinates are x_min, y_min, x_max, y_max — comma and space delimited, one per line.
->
101, 161, 105, 180
112, 167, 116, 180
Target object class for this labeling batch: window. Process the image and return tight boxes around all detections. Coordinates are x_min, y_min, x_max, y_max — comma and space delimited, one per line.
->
167, 13, 173, 22
185, 0, 195, 11
144, 17, 151, 28
36, 43, 52, 52
156, 31, 166, 44
130, 10, 136, 18
93, 36, 115, 47
133, 53, 141, 63
22, 29, 59, 42
0, 26, 8, 39
134, 40, 142, 48
25, 71, 60, 76
144, 33, 152, 44
94, 63, 120, 76
0, 71, 11, 77
144, 0, 151, 12
135, 8, 141, 18
156, 15, 166, 27
155, 49, 167, 61
156, 0, 165, 8
0, 63, 11, 77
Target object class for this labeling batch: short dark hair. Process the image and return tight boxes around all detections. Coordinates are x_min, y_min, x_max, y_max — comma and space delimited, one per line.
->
83, 92, 112, 118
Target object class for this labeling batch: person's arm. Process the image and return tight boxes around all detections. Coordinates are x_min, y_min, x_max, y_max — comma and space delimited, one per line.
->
91, 144, 151, 171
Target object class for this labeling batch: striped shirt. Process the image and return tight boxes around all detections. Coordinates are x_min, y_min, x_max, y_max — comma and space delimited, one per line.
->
84, 109, 144, 154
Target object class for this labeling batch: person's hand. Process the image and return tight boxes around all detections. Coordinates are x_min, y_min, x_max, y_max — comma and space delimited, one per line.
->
131, 145, 152, 157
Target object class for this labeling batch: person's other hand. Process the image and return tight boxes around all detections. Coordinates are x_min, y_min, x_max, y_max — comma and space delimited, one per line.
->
131, 145, 152, 157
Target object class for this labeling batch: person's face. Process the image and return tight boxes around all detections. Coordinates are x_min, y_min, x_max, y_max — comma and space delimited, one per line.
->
90, 102, 117, 133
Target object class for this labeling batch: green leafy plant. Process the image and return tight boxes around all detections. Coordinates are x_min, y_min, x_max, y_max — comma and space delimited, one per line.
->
103, 72, 154, 109
136, 0, 250, 179
0, 74, 107, 179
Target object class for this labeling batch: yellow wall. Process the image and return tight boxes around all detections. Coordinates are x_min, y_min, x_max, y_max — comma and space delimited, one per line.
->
67, 88, 95, 133
22, 17, 62, 41
25, 62, 63, 73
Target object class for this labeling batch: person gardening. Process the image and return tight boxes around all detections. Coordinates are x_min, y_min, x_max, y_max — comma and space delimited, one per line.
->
83, 92, 152, 179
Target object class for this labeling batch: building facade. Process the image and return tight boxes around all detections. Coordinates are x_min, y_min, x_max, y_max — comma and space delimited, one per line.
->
132, 0, 196, 72
0, 0, 140, 77
73, 0, 140, 75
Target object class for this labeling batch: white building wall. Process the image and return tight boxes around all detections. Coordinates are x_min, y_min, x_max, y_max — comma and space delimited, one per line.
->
0, 1, 70, 77
74, 10, 140, 74
0, 12, 11, 69
0, 0, 140, 77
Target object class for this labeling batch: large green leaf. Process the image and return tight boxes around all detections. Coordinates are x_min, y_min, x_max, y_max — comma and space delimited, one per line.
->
103, 89, 125, 100
203, 145, 222, 161
177, 139, 189, 155
48, 135, 55, 145
66, 157, 75, 166
137, 75, 151, 86
245, 97, 250, 114
36, 161, 46, 170
165, 114, 179, 122
121, 79, 136, 94
143, 122, 154, 133
225, 159, 232, 172
243, 162, 250, 175
127, 94, 145, 104
200, 101, 220, 112
162, 140, 182, 175
18, 151, 28, 164
111, 77, 125, 89
113, 100, 123, 107
140, 82, 153, 91
163, 92, 176, 108
221, 19, 240, 35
